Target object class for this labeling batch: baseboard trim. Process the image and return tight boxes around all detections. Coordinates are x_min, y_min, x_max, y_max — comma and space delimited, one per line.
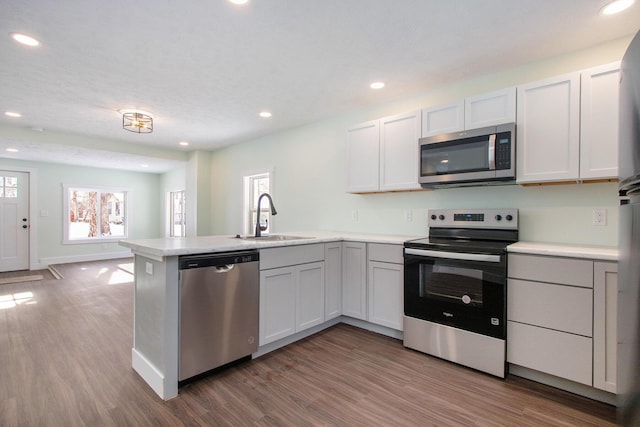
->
509, 364, 617, 405
340, 316, 404, 340
132, 348, 177, 400
38, 251, 133, 269
254, 317, 342, 358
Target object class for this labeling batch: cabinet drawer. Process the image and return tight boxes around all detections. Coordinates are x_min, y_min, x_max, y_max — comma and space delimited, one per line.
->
507, 321, 592, 386
260, 244, 324, 270
368, 243, 403, 264
508, 254, 593, 288
508, 279, 593, 336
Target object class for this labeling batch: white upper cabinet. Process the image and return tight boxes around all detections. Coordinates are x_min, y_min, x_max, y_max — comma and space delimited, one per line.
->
421, 88, 516, 137
379, 110, 421, 192
347, 111, 421, 193
346, 120, 380, 193
421, 100, 464, 136
516, 72, 581, 184
465, 87, 516, 129
580, 62, 620, 180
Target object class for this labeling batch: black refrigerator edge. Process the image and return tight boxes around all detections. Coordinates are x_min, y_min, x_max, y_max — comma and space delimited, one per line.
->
618, 28, 640, 426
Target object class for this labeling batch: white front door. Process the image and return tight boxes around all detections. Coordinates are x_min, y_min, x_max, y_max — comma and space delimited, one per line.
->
0, 171, 30, 272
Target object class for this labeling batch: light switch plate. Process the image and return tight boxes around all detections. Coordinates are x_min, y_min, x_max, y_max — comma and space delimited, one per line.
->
145, 262, 153, 275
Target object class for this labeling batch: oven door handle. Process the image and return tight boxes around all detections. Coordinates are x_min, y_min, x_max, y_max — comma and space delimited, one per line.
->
404, 248, 501, 263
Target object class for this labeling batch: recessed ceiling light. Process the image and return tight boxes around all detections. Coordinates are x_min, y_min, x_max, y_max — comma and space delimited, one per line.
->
600, 0, 634, 15
10, 32, 40, 46
259, 111, 272, 118
5, 111, 22, 118
179, 141, 190, 146
6, 148, 19, 153
228, 0, 249, 4
370, 81, 385, 89
140, 164, 149, 168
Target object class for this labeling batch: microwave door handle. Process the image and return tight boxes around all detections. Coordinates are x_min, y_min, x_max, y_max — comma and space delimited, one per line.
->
488, 134, 496, 170
405, 248, 501, 263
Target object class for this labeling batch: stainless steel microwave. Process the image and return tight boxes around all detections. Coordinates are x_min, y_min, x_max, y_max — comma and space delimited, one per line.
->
419, 123, 516, 188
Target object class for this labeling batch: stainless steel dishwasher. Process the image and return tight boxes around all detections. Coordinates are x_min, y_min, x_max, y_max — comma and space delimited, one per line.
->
178, 250, 259, 382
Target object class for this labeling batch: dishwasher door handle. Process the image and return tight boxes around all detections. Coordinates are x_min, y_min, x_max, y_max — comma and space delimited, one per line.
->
214, 264, 235, 273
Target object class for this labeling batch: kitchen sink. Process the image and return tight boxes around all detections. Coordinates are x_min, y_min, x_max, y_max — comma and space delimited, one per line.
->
237, 235, 313, 241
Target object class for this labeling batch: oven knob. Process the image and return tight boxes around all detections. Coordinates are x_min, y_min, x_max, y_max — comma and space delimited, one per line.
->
506, 214, 513, 221
461, 295, 472, 305
438, 214, 445, 220
431, 214, 437, 220
495, 214, 502, 221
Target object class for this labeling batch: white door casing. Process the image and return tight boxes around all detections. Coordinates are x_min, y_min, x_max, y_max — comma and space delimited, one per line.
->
0, 170, 30, 271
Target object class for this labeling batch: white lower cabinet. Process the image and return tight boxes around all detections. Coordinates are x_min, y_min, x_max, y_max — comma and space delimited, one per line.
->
508, 321, 593, 385
342, 241, 367, 320
593, 262, 618, 393
324, 242, 343, 320
507, 253, 618, 393
259, 244, 325, 346
367, 243, 404, 331
296, 262, 325, 331
260, 266, 296, 345
368, 261, 403, 330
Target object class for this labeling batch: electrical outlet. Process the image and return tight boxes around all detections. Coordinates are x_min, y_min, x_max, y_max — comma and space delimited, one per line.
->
351, 210, 359, 221
404, 210, 413, 222
593, 208, 607, 226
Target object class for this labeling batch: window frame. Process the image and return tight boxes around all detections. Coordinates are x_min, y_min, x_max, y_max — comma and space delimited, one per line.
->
63, 184, 131, 244
168, 189, 186, 237
243, 171, 273, 236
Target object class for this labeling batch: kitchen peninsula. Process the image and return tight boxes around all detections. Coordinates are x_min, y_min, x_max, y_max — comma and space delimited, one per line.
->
119, 231, 413, 400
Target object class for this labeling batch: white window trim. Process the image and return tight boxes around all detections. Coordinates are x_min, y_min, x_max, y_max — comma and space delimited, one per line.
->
63, 184, 131, 244
167, 189, 186, 238
242, 169, 274, 236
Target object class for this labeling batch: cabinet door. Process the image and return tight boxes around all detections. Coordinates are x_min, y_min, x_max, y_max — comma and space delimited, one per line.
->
342, 241, 367, 320
368, 261, 403, 330
516, 72, 580, 183
379, 110, 422, 191
594, 262, 618, 393
464, 87, 516, 129
580, 62, 620, 180
296, 262, 325, 332
324, 243, 342, 320
507, 321, 593, 386
346, 120, 380, 193
259, 267, 296, 345
421, 100, 464, 137
508, 278, 592, 336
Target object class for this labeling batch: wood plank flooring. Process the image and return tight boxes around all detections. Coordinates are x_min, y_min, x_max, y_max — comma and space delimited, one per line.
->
0, 258, 617, 426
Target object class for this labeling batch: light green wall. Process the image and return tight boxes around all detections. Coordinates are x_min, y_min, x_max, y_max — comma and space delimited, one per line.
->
0, 159, 161, 266
209, 36, 633, 247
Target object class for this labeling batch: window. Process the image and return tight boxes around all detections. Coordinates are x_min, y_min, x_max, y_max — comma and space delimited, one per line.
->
0, 175, 18, 198
64, 185, 129, 243
169, 190, 186, 237
243, 172, 271, 235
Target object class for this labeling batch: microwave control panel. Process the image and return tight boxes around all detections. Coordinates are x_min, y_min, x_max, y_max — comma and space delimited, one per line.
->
495, 131, 512, 170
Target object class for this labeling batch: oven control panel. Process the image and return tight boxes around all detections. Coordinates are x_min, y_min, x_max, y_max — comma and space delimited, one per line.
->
428, 208, 518, 229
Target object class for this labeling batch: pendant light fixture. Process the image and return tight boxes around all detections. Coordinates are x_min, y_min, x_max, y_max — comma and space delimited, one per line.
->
119, 109, 154, 134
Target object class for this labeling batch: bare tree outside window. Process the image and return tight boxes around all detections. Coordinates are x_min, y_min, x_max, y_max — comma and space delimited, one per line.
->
65, 186, 128, 242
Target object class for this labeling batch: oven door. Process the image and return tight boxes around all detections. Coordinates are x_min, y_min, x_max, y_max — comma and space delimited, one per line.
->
404, 247, 506, 339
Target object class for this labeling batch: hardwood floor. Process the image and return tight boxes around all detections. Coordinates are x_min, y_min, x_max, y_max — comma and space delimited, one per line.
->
0, 258, 617, 426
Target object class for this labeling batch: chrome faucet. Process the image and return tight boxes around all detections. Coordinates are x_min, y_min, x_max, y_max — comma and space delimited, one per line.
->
255, 193, 278, 237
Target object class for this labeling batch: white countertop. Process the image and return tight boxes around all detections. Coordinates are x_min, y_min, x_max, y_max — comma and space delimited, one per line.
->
119, 230, 419, 258
508, 241, 618, 261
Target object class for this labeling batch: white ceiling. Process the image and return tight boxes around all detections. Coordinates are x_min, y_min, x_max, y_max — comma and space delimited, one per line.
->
1, 0, 640, 173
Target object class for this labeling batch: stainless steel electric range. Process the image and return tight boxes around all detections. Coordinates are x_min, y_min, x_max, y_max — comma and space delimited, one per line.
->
403, 208, 518, 378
